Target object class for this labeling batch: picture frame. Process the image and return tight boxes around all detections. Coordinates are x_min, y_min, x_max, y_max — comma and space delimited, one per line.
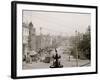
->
11, 1, 98, 79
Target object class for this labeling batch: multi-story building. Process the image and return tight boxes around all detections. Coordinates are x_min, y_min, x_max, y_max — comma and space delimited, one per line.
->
28, 22, 36, 51
36, 34, 53, 50
36, 35, 41, 50
23, 22, 37, 57
22, 23, 29, 57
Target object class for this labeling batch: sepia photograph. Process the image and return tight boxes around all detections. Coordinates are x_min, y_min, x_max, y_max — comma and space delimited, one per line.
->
22, 10, 91, 69
11, 1, 97, 79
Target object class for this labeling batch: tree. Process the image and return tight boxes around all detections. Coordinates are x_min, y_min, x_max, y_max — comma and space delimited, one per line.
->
70, 26, 91, 60
77, 26, 91, 60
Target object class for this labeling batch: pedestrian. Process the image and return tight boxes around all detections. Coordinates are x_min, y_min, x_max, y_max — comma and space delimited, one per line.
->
26, 52, 30, 63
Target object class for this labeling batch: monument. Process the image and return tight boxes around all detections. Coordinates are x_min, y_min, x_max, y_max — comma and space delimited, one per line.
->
50, 48, 63, 68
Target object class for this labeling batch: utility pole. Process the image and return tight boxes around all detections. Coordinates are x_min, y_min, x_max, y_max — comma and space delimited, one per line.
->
40, 27, 42, 48
75, 30, 78, 67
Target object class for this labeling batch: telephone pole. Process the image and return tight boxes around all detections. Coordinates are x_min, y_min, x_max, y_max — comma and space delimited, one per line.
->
40, 27, 42, 48
75, 30, 78, 67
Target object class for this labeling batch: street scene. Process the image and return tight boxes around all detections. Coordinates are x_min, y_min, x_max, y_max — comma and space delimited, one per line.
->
22, 10, 91, 69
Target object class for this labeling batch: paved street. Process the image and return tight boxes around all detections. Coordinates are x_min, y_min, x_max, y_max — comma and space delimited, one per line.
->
60, 53, 90, 67
23, 41, 90, 69
23, 52, 90, 69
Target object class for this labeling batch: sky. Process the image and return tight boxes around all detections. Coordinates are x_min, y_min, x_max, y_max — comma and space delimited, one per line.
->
23, 10, 91, 36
